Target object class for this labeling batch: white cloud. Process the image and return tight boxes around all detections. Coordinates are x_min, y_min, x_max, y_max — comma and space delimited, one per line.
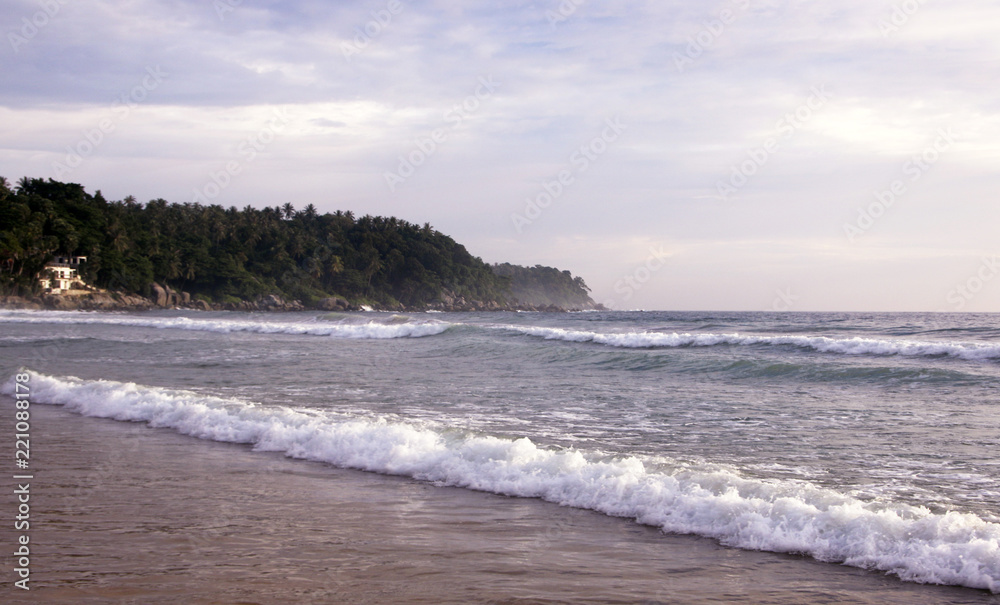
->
2, 0, 999, 310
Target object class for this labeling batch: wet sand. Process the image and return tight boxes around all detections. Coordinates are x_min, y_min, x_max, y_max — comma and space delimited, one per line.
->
2, 400, 997, 604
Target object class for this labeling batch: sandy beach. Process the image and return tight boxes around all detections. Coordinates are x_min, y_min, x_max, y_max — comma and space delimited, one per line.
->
2, 398, 995, 604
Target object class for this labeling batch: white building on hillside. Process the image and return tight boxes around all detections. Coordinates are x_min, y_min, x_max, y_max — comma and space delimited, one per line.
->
39, 256, 89, 292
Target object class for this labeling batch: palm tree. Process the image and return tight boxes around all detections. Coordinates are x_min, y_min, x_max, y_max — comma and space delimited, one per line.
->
327, 255, 344, 275
365, 256, 382, 290
108, 221, 130, 253
164, 248, 182, 280
361, 245, 382, 291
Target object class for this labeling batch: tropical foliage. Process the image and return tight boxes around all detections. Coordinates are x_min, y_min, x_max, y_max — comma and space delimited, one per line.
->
0, 177, 595, 309
492, 263, 594, 309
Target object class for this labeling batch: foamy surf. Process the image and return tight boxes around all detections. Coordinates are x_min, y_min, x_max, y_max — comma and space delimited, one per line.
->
504, 326, 1000, 362
0, 310, 451, 339
5, 371, 998, 593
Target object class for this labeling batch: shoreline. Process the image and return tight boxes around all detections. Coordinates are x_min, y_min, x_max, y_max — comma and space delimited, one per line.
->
0, 294, 597, 314
3, 400, 995, 604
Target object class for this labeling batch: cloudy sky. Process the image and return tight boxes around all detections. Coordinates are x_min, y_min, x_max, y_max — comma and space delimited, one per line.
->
2, 0, 999, 311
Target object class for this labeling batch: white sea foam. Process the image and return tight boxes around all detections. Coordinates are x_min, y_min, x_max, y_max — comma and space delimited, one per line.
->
506, 326, 1000, 362
0, 310, 450, 339
5, 371, 998, 593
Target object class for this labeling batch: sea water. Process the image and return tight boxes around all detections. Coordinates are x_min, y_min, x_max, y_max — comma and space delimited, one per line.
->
1, 309, 998, 595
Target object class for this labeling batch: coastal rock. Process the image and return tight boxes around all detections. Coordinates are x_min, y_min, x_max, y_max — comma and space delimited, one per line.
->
318, 296, 349, 311
252, 294, 305, 311
1, 291, 580, 314
118, 293, 154, 310
0, 295, 42, 310
151, 283, 168, 307
42, 294, 77, 310
262, 294, 285, 309
80, 293, 116, 310
164, 285, 180, 307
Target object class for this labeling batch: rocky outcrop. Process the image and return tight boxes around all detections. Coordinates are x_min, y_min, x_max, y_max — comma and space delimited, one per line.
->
424, 292, 600, 312
42, 295, 78, 310
424, 289, 577, 312
260, 294, 284, 309
166, 284, 184, 306
32, 292, 156, 311
0, 296, 42, 310
81, 292, 153, 311
151, 283, 168, 307
0, 290, 598, 314
219, 294, 306, 312
149, 283, 195, 308
317, 296, 350, 311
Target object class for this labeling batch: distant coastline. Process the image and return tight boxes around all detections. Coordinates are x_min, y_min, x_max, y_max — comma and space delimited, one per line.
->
0, 292, 599, 314
1, 177, 603, 313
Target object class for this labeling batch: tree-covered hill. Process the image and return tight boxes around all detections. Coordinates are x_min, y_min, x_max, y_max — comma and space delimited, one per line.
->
492, 263, 595, 310
0, 177, 597, 311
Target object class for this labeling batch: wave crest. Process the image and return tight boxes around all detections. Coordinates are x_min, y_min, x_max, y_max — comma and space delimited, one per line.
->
0, 310, 451, 339
505, 326, 1000, 362
4, 371, 998, 592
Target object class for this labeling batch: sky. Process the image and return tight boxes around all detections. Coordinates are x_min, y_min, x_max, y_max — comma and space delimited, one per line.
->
2, 0, 999, 312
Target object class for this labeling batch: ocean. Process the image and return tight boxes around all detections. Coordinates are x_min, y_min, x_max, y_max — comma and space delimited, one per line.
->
2, 309, 999, 603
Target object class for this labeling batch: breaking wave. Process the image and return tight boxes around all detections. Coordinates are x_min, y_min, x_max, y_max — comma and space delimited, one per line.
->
0, 310, 451, 339
504, 326, 1000, 362
5, 371, 998, 593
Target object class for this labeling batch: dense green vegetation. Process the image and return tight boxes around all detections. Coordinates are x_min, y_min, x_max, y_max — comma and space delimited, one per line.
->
492, 263, 593, 309
0, 177, 595, 309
